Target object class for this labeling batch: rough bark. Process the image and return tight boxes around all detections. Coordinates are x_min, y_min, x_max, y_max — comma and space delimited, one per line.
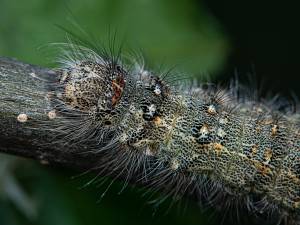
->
0, 57, 102, 170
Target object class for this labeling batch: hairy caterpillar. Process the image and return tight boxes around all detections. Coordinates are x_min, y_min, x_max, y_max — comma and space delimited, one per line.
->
31, 35, 300, 225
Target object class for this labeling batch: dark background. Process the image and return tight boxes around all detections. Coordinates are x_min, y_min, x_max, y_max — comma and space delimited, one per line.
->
203, 0, 300, 96
0, 0, 299, 225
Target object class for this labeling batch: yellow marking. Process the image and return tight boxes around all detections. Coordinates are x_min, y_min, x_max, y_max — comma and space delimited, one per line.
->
164, 115, 180, 145
256, 118, 273, 133
255, 123, 262, 133
154, 116, 162, 126
264, 148, 273, 163
287, 170, 300, 184
271, 124, 278, 136
251, 145, 258, 157
253, 161, 271, 176
112, 79, 123, 91
207, 104, 217, 115
200, 124, 209, 135
212, 142, 223, 155
191, 134, 280, 178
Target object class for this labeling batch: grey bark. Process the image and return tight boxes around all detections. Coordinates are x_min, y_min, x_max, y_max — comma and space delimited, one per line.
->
0, 57, 102, 170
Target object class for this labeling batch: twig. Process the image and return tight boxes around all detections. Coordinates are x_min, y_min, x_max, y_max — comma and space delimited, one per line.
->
0, 57, 103, 170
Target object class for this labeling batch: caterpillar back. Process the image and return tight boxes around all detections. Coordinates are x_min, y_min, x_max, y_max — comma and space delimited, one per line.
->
41, 38, 300, 225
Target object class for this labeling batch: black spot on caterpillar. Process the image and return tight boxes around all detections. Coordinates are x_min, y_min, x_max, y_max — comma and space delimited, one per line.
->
36, 33, 300, 225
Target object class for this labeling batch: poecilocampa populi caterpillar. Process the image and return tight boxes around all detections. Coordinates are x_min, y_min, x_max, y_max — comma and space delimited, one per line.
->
25, 33, 300, 225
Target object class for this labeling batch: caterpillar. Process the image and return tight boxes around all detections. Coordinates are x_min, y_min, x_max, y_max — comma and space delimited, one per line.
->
34, 36, 300, 225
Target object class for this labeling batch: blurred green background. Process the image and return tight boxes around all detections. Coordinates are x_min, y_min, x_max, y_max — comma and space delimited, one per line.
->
0, 0, 299, 225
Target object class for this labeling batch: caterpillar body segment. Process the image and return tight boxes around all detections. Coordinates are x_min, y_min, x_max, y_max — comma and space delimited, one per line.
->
49, 44, 300, 225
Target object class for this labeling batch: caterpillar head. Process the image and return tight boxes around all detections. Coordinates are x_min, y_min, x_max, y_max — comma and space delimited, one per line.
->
58, 60, 127, 127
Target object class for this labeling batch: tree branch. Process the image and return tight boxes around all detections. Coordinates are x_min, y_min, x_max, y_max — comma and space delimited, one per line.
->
0, 57, 103, 170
